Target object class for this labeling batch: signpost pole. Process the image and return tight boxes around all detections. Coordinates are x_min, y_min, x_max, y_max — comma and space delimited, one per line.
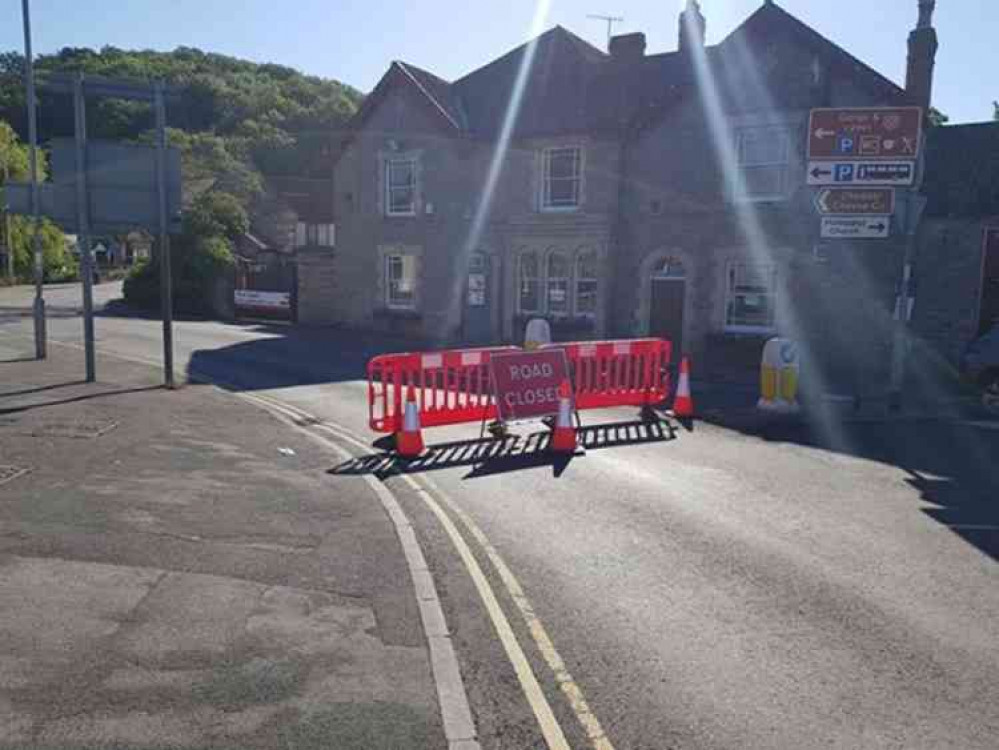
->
21, 0, 45, 360
73, 73, 96, 383
154, 81, 174, 389
889, 192, 927, 411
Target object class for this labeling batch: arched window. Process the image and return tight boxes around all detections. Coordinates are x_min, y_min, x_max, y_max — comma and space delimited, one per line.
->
546, 251, 570, 315
518, 252, 541, 313
575, 251, 598, 316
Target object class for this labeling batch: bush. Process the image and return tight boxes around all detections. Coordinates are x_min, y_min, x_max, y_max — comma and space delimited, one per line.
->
122, 235, 235, 316
123, 258, 160, 310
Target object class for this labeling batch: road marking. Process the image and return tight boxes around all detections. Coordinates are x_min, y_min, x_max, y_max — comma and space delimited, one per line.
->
314, 418, 615, 750
416, 472, 616, 750
246, 402, 573, 750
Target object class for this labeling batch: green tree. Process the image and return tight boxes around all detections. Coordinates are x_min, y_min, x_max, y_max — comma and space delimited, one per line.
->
1, 120, 70, 281
124, 190, 244, 314
183, 191, 248, 242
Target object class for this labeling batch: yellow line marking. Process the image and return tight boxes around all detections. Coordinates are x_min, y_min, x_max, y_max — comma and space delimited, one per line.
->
312, 418, 615, 750
397, 471, 572, 750
415, 472, 616, 750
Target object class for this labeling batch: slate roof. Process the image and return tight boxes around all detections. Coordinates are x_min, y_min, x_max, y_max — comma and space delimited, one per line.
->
922, 122, 999, 219
349, 1, 907, 141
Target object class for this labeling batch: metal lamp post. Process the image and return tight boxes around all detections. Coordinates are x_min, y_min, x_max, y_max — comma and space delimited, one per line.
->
22, 0, 46, 358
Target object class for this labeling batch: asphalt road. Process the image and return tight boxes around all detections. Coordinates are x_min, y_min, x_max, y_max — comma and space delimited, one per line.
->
3, 282, 998, 750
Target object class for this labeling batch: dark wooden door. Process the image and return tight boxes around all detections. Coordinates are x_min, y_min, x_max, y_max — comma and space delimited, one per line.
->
650, 279, 685, 361
463, 252, 492, 344
980, 228, 999, 336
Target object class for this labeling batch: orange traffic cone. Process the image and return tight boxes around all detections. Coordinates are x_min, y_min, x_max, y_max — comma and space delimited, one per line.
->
672, 357, 694, 418
550, 381, 577, 453
396, 386, 425, 458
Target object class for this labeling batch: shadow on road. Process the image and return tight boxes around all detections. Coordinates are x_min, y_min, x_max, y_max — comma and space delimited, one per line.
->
330, 418, 677, 481
0, 380, 86, 399
186, 325, 420, 390
706, 406, 999, 561
0, 385, 163, 415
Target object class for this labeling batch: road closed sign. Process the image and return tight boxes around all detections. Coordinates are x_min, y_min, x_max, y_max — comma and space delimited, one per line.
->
491, 349, 571, 422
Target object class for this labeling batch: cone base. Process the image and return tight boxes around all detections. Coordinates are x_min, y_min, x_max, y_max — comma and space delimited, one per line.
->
550, 427, 577, 453
673, 397, 694, 419
396, 431, 425, 458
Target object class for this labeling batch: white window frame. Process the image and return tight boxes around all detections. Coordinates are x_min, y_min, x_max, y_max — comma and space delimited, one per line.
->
574, 252, 598, 318
316, 223, 335, 247
384, 253, 417, 310
540, 146, 583, 212
733, 126, 790, 203
517, 251, 542, 314
545, 251, 571, 316
385, 158, 417, 217
295, 221, 307, 247
724, 262, 778, 334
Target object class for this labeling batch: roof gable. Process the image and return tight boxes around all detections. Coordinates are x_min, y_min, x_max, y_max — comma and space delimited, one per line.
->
721, 1, 905, 101
346, 61, 463, 136
452, 25, 608, 138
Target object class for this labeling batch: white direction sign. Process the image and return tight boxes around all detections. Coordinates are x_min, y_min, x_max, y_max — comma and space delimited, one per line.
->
807, 161, 914, 187
820, 216, 890, 239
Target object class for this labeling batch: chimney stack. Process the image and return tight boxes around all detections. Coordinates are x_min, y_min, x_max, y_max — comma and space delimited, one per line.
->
609, 32, 647, 63
679, 0, 706, 54
905, 0, 938, 111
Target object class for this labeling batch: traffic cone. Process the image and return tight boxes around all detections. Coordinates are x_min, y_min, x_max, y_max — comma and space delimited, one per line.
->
550, 381, 577, 453
395, 386, 425, 458
672, 357, 694, 418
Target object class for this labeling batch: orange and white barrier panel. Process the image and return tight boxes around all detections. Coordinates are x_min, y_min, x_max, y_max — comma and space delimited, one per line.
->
367, 338, 672, 436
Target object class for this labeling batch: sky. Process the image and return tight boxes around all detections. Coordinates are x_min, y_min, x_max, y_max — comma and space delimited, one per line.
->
1, 0, 994, 124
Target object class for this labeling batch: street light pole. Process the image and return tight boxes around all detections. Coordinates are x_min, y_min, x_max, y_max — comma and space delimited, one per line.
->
21, 0, 46, 359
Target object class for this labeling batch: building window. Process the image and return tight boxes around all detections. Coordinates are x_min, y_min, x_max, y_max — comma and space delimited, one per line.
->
541, 147, 582, 210
546, 252, 570, 315
518, 252, 541, 313
734, 127, 789, 202
385, 254, 417, 309
575, 252, 598, 316
725, 263, 777, 332
295, 222, 335, 247
316, 223, 335, 247
386, 158, 416, 216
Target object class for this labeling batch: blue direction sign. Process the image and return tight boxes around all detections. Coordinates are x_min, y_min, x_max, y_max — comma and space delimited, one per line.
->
807, 161, 914, 187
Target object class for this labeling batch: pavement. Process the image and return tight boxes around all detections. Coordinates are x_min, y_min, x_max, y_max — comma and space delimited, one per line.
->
0, 344, 446, 749
2, 281, 999, 750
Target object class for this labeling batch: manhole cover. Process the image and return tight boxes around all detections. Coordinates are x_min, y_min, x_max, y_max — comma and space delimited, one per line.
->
0, 465, 30, 485
20, 418, 118, 439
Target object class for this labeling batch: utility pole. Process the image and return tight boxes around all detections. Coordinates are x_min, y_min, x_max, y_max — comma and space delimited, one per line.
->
22, 0, 46, 359
587, 14, 624, 50
73, 73, 96, 382
155, 80, 174, 389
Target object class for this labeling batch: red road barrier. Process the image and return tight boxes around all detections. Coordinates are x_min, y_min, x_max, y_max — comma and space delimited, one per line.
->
367, 339, 672, 434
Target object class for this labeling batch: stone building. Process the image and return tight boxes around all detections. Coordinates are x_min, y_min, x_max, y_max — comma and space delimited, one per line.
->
303, 0, 970, 397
